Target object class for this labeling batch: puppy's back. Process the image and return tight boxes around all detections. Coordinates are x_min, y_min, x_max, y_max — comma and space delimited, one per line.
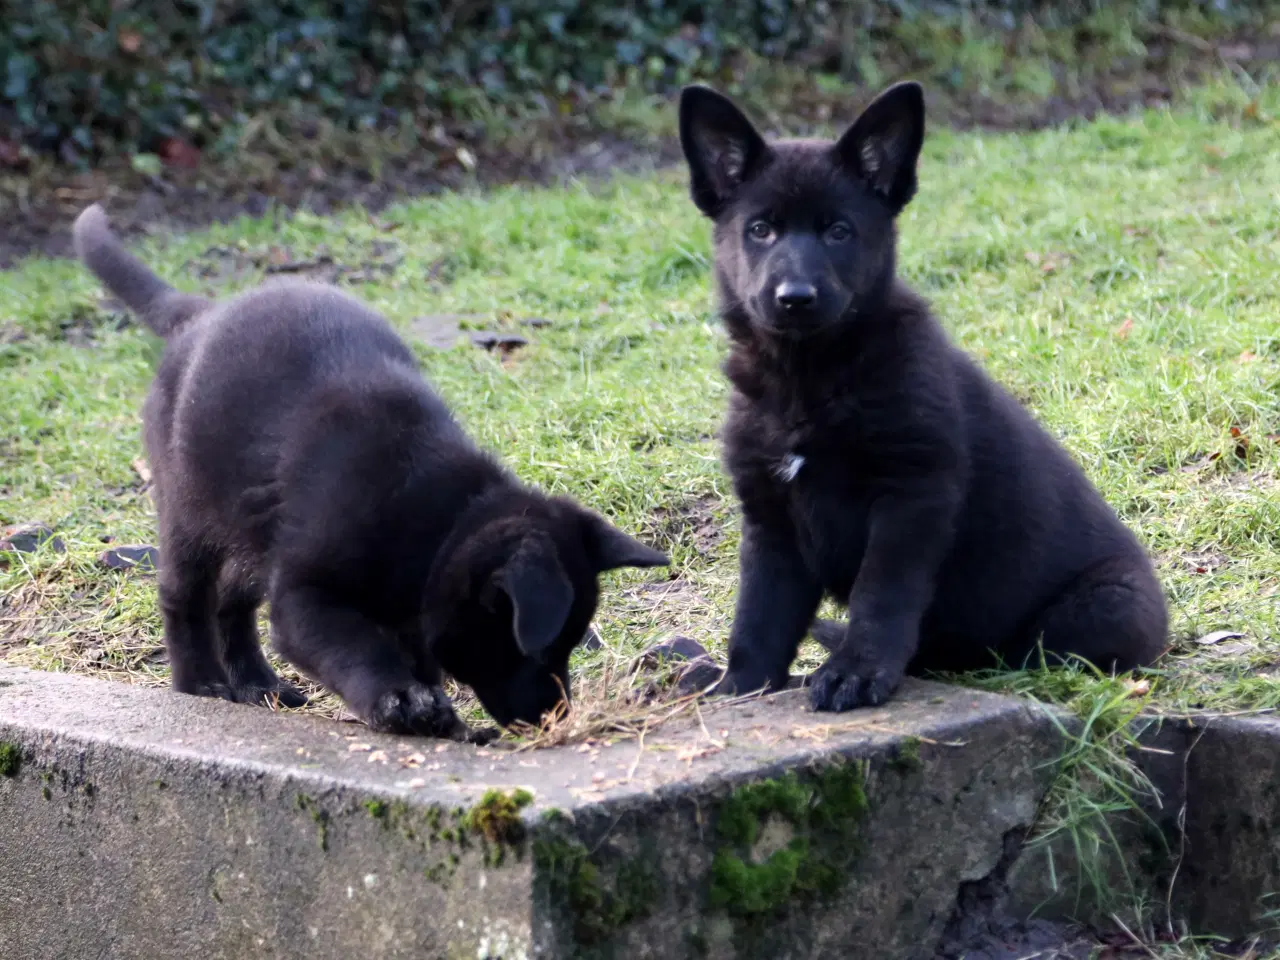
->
155, 279, 455, 509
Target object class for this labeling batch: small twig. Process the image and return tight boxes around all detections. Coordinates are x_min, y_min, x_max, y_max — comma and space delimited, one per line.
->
1164, 723, 1208, 935
1110, 912, 1161, 960
626, 721, 647, 782
694, 700, 718, 746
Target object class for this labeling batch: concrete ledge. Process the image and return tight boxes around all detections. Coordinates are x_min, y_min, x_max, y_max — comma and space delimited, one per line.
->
0, 666, 1061, 959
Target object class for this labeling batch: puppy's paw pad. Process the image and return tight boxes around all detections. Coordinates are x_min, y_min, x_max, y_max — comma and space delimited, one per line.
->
369, 684, 462, 738
808, 662, 900, 712
464, 725, 501, 746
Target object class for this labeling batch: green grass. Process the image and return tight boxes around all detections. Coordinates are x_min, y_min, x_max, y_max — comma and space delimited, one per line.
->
3, 76, 1280, 725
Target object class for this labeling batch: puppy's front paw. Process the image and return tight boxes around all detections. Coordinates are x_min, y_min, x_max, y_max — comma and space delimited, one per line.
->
463, 725, 501, 746
709, 667, 764, 699
367, 684, 465, 738
808, 658, 902, 712
232, 679, 310, 710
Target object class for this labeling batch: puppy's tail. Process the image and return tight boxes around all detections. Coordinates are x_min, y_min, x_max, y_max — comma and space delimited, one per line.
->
72, 204, 209, 337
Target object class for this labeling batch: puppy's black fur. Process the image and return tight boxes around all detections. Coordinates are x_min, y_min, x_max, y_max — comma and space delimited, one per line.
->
678, 83, 1167, 712
73, 205, 667, 738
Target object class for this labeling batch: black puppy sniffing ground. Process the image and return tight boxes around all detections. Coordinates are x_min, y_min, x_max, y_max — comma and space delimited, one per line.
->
70, 204, 666, 741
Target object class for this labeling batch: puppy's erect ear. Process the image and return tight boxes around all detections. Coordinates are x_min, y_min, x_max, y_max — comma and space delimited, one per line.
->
679, 85, 768, 217
583, 513, 669, 573
498, 541, 575, 659
834, 81, 926, 214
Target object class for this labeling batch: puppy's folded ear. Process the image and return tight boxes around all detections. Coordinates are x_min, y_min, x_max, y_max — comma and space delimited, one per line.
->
834, 81, 926, 214
583, 513, 669, 572
679, 85, 769, 217
499, 543, 575, 659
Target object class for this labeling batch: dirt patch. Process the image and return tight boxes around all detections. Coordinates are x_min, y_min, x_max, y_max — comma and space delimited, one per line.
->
0, 129, 674, 270
185, 239, 403, 290
649, 495, 725, 557
1203, 468, 1280, 499
621, 579, 709, 617
1168, 547, 1231, 577
41, 298, 134, 346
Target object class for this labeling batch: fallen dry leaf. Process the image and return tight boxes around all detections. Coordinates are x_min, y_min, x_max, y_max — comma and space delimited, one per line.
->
1238, 350, 1258, 363
1123, 678, 1151, 698
677, 745, 723, 765
1196, 629, 1245, 646
1229, 426, 1251, 458
117, 29, 143, 54
132, 458, 152, 484
1024, 250, 1070, 275
0, 139, 28, 171
1114, 317, 1134, 339
1203, 144, 1226, 159
348, 742, 373, 753
157, 137, 201, 169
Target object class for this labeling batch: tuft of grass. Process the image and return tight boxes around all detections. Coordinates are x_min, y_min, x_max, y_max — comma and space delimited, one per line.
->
967, 656, 1165, 917
5, 73, 1280, 732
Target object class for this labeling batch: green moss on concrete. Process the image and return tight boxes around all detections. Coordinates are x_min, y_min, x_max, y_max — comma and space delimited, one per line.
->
465, 787, 534, 846
464, 787, 535, 868
889, 736, 923, 775
709, 761, 869, 919
533, 832, 658, 946
295, 793, 330, 851
0, 741, 21, 777
364, 798, 389, 821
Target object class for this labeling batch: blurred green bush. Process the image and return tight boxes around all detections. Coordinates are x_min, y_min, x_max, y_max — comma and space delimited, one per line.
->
0, 0, 1263, 161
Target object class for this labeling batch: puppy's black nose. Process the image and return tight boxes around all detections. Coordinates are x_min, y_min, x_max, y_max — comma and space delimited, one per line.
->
775, 281, 818, 311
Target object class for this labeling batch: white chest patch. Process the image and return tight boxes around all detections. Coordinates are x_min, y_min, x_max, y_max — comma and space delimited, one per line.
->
775, 453, 806, 483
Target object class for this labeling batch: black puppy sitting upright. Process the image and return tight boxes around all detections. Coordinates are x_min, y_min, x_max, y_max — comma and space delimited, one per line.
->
679, 82, 1167, 711
73, 205, 666, 739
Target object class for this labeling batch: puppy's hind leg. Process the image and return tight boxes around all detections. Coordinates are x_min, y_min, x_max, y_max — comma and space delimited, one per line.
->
1030, 555, 1168, 672
157, 531, 234, 701
216, 578, 308, 708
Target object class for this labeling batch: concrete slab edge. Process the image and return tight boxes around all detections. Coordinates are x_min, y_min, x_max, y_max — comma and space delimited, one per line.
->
0, 665, 1071, 960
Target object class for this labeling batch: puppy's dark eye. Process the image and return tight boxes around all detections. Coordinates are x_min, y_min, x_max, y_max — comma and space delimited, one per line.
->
826, 222, 853, 244
748, 220, 775, 242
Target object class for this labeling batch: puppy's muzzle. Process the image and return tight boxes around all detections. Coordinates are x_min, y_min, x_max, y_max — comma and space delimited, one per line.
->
775, 280, 818, 312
